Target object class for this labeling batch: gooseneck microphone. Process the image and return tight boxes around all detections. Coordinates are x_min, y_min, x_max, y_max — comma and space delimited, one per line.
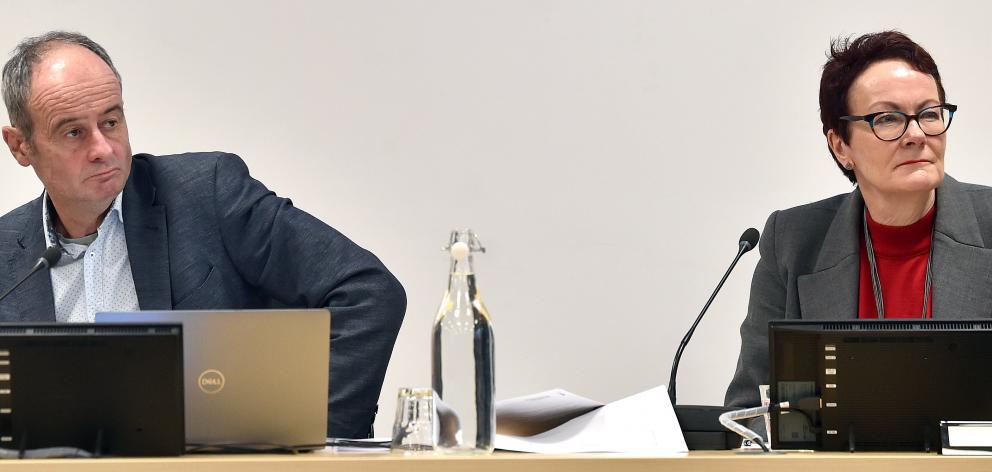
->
0, 247, 62, 305
668, 227, 759, 406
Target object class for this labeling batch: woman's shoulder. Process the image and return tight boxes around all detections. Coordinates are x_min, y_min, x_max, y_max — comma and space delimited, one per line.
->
941, 176, 992, 245
773, 192, 852, 226
758, 191, 856, 271
944, 175, 992, 197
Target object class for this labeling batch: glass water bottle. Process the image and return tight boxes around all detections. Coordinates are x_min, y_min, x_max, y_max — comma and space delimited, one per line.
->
431, 229, 495, 454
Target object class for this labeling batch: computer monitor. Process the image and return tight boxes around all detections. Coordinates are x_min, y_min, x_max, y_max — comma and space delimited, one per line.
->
769, 320, 992, 451
0, 323, 185, 456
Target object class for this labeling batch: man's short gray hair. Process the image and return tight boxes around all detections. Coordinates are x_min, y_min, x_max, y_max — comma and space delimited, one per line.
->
2, 31, 121, 139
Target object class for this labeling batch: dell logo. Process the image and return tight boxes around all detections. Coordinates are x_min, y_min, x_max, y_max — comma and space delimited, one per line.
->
198, 369, 225, 394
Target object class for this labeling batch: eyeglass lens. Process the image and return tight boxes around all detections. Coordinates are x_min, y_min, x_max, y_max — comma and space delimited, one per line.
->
872, 106, 951, 140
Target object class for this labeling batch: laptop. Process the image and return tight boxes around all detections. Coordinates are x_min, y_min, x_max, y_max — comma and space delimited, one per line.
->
96, 309, 330, 451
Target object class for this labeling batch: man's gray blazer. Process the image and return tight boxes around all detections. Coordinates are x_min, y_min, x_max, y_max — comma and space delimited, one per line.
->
726, 176, 992, 410
0, 152, 407, 439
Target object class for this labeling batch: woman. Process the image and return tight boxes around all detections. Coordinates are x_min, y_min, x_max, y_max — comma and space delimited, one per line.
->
725, 31, 992, 412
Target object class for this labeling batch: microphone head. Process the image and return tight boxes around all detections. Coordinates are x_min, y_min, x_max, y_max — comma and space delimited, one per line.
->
739, 227, 760, 253
41, 246, 62, 268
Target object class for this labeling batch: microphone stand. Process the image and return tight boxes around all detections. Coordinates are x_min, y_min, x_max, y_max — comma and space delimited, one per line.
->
668, 240, 750, 404
0, 247, 62, 305
667, 231, 757, 450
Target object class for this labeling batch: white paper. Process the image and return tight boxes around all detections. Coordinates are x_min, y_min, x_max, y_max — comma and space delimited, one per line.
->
495, 388, 604, 437
942, 447, 992, 456
494, 385, 688, 454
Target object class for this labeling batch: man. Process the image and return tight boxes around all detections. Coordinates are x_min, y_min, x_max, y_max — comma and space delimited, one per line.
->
0, 31, 406, 439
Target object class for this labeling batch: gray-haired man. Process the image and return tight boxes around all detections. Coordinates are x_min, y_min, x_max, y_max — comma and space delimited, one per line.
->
0, 31, 406, 438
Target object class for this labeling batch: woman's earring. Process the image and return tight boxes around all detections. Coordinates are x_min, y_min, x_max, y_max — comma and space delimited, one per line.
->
844, 162, 854, 170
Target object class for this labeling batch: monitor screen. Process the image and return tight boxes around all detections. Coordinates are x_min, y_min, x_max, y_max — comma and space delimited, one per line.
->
769, 320, 992, 451
0, 323, 185, 456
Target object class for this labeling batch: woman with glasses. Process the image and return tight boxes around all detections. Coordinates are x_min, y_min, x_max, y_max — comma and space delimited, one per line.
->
725, 31, 991, 414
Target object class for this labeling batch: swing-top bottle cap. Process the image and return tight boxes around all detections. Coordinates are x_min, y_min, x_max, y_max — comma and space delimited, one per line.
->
444, 229, 485, 259
451, 242, 470, 261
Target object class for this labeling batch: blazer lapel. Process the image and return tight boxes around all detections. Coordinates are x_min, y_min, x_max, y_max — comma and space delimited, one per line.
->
123, 158, 173, 310
0, 198, 56, 322
796, 189, 862, 321
931, 177, 992, 319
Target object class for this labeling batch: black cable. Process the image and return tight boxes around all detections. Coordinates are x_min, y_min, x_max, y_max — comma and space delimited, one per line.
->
751, 436, 771, 453
720, 398, 822, 453
780, 407, 821, 433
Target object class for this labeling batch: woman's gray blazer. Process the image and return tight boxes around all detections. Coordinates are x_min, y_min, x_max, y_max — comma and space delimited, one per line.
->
725, 176, 992, 409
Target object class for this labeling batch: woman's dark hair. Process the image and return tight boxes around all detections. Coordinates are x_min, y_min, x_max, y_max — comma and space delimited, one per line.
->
820, 31, 945, 183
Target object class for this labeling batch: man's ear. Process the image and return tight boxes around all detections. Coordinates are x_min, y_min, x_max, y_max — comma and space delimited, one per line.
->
2, 126, 32, 167
827, 129, 852, 168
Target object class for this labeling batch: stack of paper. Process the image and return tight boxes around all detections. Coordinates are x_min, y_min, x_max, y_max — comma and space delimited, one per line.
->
494, 385, 688, 455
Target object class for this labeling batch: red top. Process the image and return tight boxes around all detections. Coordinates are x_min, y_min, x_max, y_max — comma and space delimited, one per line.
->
857, 204, 936, 319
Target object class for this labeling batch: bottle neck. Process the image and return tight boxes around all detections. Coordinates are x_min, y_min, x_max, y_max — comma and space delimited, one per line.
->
447, 256, 477, 294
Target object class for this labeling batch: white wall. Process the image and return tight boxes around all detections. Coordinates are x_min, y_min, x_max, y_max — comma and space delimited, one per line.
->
2, 1, 991, 436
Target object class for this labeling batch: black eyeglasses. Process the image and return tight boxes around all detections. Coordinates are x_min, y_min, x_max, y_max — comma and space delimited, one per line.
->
840, 103, 957, 141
